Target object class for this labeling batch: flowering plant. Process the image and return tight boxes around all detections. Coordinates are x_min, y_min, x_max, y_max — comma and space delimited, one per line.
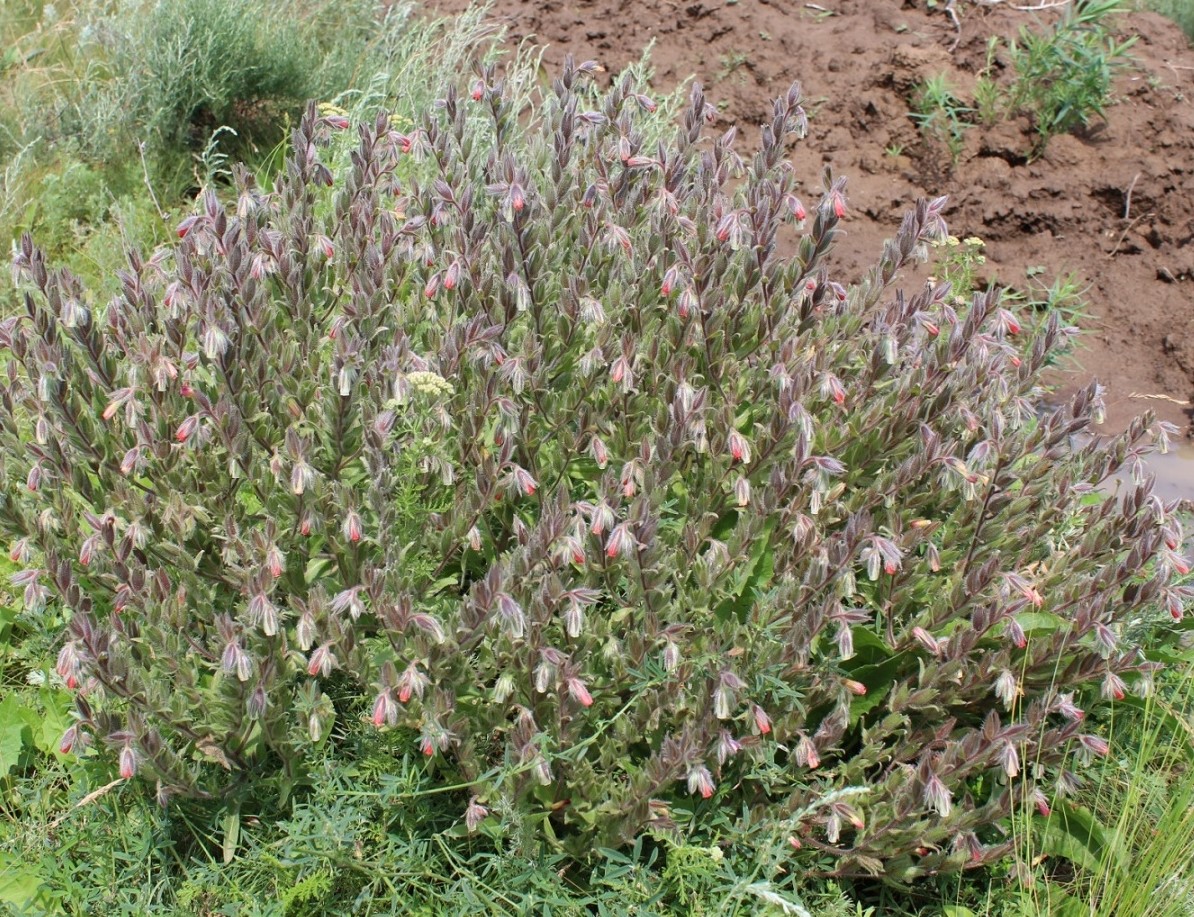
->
3, 59, 1185, 877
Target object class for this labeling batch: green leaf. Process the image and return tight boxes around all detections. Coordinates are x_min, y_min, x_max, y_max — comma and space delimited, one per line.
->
1016, 611, 1066, 637
942, 907, 978, 917
222, 805, 241, 864
1037, 801, 1125, 878
0, 605, 15, 648
0, 852, 49, 910
38, 687, 74, 757
0, 696, 32, 776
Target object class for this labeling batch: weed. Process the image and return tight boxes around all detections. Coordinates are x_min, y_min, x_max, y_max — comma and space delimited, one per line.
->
1005, 0, 1137, 154
910, 72, 972, 166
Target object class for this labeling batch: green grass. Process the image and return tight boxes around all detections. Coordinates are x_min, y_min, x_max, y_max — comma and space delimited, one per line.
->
1138, 0, 1194, 42
1009, 660, 1194, 917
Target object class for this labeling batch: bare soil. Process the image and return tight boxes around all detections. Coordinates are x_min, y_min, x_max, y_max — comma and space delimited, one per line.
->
425, 0, 1194, 439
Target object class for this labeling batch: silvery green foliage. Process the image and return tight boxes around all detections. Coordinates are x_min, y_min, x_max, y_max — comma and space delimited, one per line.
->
3, 60, 1187, 878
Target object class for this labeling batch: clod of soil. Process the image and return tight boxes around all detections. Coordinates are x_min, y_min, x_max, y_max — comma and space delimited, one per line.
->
424, 0, 1194, 438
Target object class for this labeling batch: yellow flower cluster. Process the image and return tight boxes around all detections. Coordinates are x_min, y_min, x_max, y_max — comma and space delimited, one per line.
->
406, 371, 454, 400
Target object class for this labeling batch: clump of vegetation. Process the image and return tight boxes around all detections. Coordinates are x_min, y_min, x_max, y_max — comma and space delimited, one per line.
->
1004, 0, 1138, 152
1136, 0, 1194, 44
913, 0, 1136, 163
910, 74, 971, 168
3, 53, 1186, 904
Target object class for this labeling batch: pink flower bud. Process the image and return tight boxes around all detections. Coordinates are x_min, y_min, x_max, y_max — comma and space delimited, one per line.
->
1034, 789, 1051, 817
844, 679, 867, 696
728, 430, 751, 464
119, 744, 137, 780
308, 643, 335, 677
465, 796, 489, 832
753, 705, 772, 735
912, 626, 942, 656
661, 265, 680, 296
589, 435, 609, 469
423, 274, 441, 299
830, 191, 847, 219
687, 766, 715, 799
372, 690, 397, 727
325, 114, 350, 130
175, 415, 199, 443
567, 677, 593, 707
470, 79, 485, 101
176, 215, 200, 239
343, 511, 363, 543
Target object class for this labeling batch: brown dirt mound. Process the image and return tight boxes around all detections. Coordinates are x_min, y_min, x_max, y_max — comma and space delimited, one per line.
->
424, 0, 1194, 440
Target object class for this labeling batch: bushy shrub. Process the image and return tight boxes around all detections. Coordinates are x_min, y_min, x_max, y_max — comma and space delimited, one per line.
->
3, 60, 1188, 880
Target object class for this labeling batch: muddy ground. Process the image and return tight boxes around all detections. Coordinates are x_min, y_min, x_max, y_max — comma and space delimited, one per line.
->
424, 0, 1194, 449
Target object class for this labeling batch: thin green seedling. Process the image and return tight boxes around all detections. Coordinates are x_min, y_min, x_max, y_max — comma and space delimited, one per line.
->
910, 72, 972, 167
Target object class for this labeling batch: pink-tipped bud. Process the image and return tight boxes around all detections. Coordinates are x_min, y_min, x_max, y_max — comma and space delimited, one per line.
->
176, 215, 200, 239
831, 191, 847, 219
1034, 789, 1051, 818
343, 511, 363, 544
325, 114, 350, 130
912, 626, 941, 656
470, 79, 485, 102
119, 744, 137, 780
424, 274, 441, 299
687, 766, 715, 799
728, 431, 752, 464
844, 679, 867, 696
753, 705, 772, 735
371, 690, 397, 727
175, 415, 199, 443
661, 265, 680, 296
59, 726, 78, 756
568, 677, 593, 707
266, 546, 284, 579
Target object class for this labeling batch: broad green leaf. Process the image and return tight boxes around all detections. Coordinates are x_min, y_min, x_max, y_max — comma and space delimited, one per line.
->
1037, 801, 1125, 878
1016, 611, 1066, 637
38, 687, 73, 757
0, 696, 31, 776
222, 806, 240, 864
0, 852, 49, 910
